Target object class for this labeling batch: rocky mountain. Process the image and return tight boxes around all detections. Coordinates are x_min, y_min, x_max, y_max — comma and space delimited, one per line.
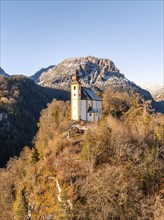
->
0, 67, 10, 77
0, 75, 69, 167
153, 89, 164, 102
139, 83, 164, 102
30, 56, 152, 100
30, 65, 55, 84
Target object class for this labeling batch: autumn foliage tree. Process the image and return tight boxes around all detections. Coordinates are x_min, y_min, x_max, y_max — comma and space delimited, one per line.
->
0, 97, 163, 220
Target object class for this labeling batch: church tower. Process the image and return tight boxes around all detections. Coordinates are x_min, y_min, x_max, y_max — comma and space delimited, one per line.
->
71, 70, 81, 121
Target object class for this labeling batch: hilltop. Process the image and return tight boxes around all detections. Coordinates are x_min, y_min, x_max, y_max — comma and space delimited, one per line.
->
0, 56, 163, 167
0, 98, 163, 219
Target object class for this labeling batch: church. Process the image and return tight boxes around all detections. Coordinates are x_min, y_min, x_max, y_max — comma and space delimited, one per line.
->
71, 71, 102, 122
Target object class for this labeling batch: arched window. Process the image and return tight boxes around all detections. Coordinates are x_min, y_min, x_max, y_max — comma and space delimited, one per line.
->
74, 86, 76, 90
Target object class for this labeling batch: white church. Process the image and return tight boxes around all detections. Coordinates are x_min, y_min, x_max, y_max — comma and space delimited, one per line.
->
71, 71, 102, 122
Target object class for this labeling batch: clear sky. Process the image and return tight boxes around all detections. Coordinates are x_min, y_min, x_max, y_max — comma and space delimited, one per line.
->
0, 0, 163, 85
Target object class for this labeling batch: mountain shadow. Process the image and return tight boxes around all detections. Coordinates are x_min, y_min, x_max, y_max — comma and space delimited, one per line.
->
152, 100, 164, 114
0, 75, 70, 167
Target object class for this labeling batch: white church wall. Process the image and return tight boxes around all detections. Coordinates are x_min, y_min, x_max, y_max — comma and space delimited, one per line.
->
95, 113, 99, 121
97, 101, 102, 117
92, 100, 95, 110
92, 101, 102, 121
72, 99, 79, 121
88, 100, 92, 108
81, 100, 86, 121
92, 101, 101, 112
87, 112, 94, 122
71, 83, 81, 121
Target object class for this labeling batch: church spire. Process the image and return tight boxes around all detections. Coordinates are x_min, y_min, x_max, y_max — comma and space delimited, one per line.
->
72, 69, 80, 83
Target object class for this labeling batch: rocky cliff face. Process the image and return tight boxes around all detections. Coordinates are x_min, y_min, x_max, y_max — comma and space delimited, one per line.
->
153, 89, 164, 102
30, 65, 55, 84
139, 83, 164, 102
31, 56, 152, 100
0, 67, 10, 77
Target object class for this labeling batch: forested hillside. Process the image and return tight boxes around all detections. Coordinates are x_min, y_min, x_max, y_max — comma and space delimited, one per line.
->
0, 75, 70, 167
0, 90, 163, 220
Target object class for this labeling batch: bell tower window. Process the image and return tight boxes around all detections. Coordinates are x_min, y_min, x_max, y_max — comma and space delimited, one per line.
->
74, 86, 76, 90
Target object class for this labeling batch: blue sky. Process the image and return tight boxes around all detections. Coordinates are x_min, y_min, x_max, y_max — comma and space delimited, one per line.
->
0, 0, 163, 85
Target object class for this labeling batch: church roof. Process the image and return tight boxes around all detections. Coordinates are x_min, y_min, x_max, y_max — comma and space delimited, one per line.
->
81, 87, 102, 101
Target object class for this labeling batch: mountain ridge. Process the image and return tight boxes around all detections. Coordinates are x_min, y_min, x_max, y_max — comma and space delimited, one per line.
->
0, 67, 10, 77
30, 56, 163, 113
30, 56, 153, 100
30, 65, 55, 84
1, 56, 163, 113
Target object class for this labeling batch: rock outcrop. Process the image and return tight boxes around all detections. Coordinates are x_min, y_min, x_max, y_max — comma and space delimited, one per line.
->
139, 83, 164, 102
30, 65, 55, 84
